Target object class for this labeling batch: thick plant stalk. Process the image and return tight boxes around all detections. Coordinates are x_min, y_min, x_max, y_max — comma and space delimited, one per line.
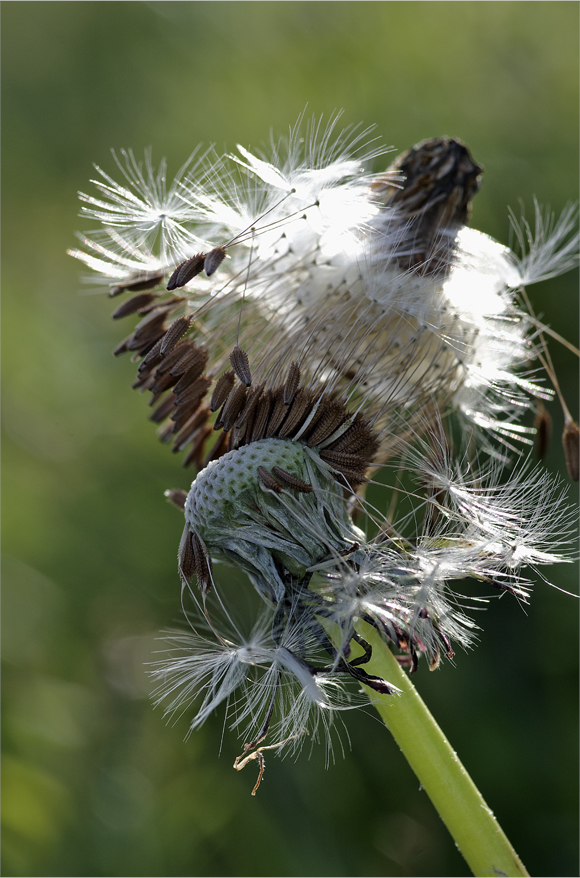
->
358, 622, 530, 878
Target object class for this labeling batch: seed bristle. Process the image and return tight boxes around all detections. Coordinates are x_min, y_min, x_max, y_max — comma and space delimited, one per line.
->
230, 347, 252, 386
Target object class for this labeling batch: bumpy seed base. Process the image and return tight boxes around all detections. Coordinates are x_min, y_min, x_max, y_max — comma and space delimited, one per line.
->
185, 438, 309, 532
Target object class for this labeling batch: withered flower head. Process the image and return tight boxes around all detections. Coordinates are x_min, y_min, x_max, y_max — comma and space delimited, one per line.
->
71, 116, 578, 773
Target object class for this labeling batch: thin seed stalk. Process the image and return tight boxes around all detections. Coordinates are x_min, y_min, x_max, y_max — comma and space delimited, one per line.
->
357, 621, 529, 878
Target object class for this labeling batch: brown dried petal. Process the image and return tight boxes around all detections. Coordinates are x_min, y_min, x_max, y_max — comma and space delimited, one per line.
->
321, 449, 368, 471
148, 370, 180, 400
428, 646, 441, 672
127, 312, 168, 351
158, 421, 177, 444
113, 336, 131, 357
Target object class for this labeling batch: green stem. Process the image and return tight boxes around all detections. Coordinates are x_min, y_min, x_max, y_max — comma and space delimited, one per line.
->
357, 621, 530, 878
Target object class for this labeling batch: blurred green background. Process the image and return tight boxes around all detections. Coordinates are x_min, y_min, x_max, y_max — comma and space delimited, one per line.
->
2, 3, 578, 876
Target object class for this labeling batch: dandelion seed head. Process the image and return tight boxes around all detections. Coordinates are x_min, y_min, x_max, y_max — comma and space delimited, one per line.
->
72, 117, 578, 775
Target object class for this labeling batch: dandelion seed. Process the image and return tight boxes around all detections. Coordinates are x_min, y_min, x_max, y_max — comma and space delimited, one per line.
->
562, 420, 580, 482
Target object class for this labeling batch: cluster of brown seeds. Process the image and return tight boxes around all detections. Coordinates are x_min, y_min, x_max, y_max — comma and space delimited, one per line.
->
110, 285, 380, 485
166, 246, 227, 290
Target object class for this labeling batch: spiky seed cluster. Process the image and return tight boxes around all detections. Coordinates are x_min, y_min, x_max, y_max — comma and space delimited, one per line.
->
71, 116, 578, 769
